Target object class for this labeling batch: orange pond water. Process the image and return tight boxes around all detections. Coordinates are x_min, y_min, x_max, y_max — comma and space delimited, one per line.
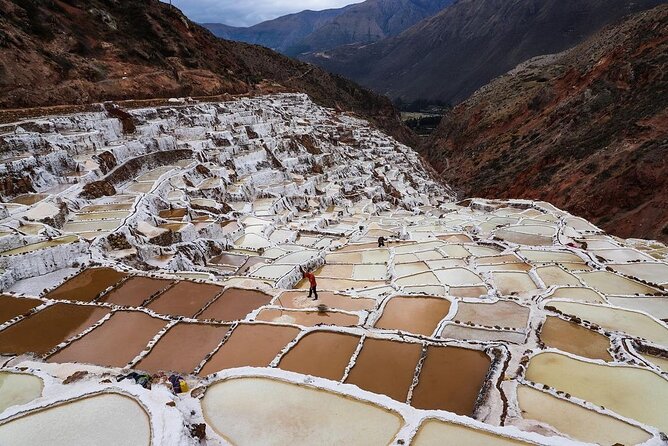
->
255, 308, 360, 327
0, 295, 42, 324
345, 338, 423, 402
198, 288, 273, 321
99, 277, 173, 307
0, 304, 109, 355
199, 324, 300, 375
136, 322, 231, 374
46, 268, 127, 302
411, 346, 491, 414
375, 296, 451, 336
275, 291, 375, 312
278, 331, 361, 381
48, 311, 167, 367
539, 316, 612, 361
147, 281, 223, 317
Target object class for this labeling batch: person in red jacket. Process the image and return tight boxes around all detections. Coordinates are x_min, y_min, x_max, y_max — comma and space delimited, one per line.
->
300, 266, 318, 300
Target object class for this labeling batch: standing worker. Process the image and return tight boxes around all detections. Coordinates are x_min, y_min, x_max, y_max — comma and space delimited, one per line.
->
378, 236, 386, 247
300, 266, 318, 300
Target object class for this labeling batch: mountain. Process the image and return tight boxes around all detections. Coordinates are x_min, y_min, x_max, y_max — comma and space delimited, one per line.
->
0, 0, 410, 142
202, 8, 345, 54
203, 0, 452, 56
421, 5, 668, 241
306, 0, 666, 104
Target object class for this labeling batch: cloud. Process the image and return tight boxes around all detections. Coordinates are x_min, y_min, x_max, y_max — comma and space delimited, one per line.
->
168, 0, 363, 27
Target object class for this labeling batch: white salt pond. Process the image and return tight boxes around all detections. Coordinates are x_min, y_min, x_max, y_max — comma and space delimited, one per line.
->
413, 419, 531, 445
0, 393, 151, 446
202, 377, 402, 445
0, 372, 43, 414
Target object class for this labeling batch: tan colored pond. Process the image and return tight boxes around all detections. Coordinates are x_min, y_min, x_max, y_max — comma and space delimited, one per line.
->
0, 295, 41, 324
411, 346, 491, 415
199, 323, 300, 375
279, 331, 361, 381
548, 287, 606, 303
0, 235, 79, 257
449, 286, 488, 298
413, 419, 531, 445
256, 308, 360, 327
202, 377, 402, 446
0, 304, 109, 356
9, 194, 48, 206
325, 248, 389, 264
575, 271, 660, 295
609, 262, 668, 286
147, 281, 223, 317
491, 272, 539, 295
519, 249, 584, 264
0, 372, 43, 413
547, 301, 668, 347
607, 297, 668, 320
198, 288, 272, 321
345, 338, 422, 402
46, 268, 127, 302
49, 311, 167, 368
0, 393, 151, 446
517, 385, 650, 446
136, 322, 230, 374
455, 301, 530, 329
526, 352, 668, 433
535, 266, 581, 287
639, 353, 668, 373
539, 316, 611, 361
99, 276, 172, 307
375, 296, 451, 336
434, 268, 483, 286
441, 325, 526, 344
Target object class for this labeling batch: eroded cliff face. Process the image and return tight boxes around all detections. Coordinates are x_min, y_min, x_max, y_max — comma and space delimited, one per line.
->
422, 5, 668, 242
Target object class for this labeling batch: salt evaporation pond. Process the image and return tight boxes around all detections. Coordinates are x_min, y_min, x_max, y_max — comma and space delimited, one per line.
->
0, 372, 43, 413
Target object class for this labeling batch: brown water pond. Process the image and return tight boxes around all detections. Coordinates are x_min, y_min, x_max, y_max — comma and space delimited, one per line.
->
198, 288, 272, 321
375, 296, 451, 336
0, 295, 42, 324
278, 331, 361, 381
275, 291, 375, 312
411, 346, 491, 414
449, 286, 488, 298
99, 277, 172, 307
255, 308, 360, 327
147, 281, 223, 317
345, 338, 422, 403
136, 322, 230, 374
48, 311, 167, 367
0, 304, 109, 355
454, 301, 530, 329
45, 268, 127, 302
539, 316, 612, 361
159, 208, 187, 219
237, 257, 269, 275
199, 323, 300, 375
209, 253, 247, 267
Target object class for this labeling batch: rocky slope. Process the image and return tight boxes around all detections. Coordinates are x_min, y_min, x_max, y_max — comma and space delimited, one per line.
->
204, 0, 452, 56
0, 0, 410, 142
421, 5, 668, 241
306, 0, 666, 103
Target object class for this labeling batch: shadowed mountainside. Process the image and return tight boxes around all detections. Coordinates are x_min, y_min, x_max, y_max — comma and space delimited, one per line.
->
421, 5, 668, 241
0, 0, 412, 142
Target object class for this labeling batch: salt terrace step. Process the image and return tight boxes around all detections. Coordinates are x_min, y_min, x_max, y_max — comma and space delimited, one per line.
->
0, 93, 666, 445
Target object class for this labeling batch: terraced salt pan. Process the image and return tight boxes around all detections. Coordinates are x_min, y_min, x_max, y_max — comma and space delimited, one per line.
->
455, 301, 530, 329
147, 281, 222, 317
548, 287, 606, 303
526, 352, 668, 433
413, 419, 531, 445
48, 311, 167, 367
548, 300, 668, 347
275, 291, 375, 312
491, 272, 539, 295
535, 266, 581, 287
198, 288, 272, 321
606, 297, 668, 320
639, 353, 668, 373
199, 324, 300, 375
441, 325, 527, 344
0, 295, 41, 324
575, 271, 660, 295
434, 268, 483, 286
325, 249, 389, 264
0, 235, 79, 256
608, 262, 668, 285
202, 377, 402, 446
518, 249, 584, 265
256, 308, 360, 327
591, 248, 655, 263
0, 393, 150, 446
279, 331, 361, 381
0, 372, 42, 413
539, 316, 611, 361
517, 385, 650, 446
375, 296, 451, 336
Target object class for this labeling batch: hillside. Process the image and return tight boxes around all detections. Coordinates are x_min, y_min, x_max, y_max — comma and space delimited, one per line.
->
421, 5, 668, 241
0, 0, 410, 142
203, 0, 452, 56
306, 0, 666, 104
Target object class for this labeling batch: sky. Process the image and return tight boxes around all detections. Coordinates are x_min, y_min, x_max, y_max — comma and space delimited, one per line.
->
168, 0, 364, 27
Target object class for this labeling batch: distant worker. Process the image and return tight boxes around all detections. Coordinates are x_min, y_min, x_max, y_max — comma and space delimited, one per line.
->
378, 236, 386, 247
300, 266, 318, 300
